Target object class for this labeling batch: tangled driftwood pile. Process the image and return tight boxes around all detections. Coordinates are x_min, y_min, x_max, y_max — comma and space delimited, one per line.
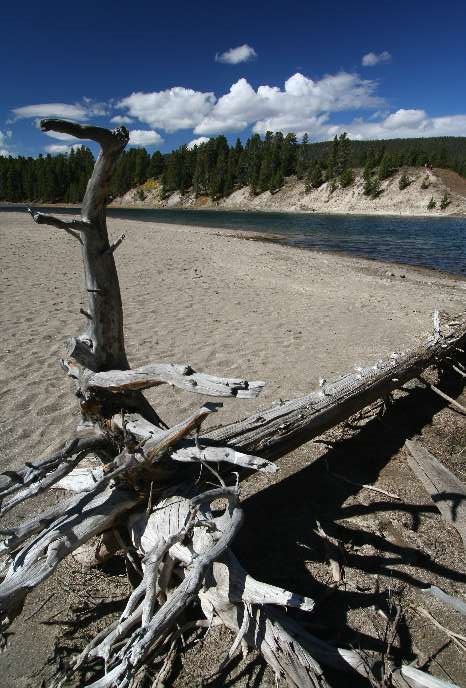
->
0, 121, 465, 688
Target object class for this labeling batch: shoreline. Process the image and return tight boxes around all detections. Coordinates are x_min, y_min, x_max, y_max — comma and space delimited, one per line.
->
3, 205, 464, 280
2, 200, 465, 219
217, 228, 466, 283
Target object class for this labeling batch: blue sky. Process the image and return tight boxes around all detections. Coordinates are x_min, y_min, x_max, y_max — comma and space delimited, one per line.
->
2, 0, 466, 157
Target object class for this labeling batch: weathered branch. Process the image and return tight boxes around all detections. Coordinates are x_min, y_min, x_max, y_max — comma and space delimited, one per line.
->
0, 485, 140, 626
0, 432, 109, 504
26, 207, 88, 243
39, 119, 124, 150
397, 664, 462, 688
0, 435, 108, 516
103, 232, 126, 256
171, 443, 278, 474
87, 362, 265, 398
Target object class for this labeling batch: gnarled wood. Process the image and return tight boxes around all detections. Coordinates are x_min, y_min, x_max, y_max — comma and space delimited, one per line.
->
0, 485, 140, 626
87, 362, 265, 398
39, 118, 130, 373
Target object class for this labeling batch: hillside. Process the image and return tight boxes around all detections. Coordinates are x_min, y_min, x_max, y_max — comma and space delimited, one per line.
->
111, 167, 466, 216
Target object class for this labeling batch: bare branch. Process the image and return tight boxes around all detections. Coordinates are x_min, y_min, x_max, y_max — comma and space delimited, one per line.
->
0, 432, 108, 504
0, 485, 140, 627
142, 404, 221, 462
0, 438, 105, 516
26, 206, 88, 243
39, 118, 128, 151
87, 362, 265, 398
103, 233, 126, 256
171, 443, 278, 474
419, 377, 466, 414
397, 665, 461, 688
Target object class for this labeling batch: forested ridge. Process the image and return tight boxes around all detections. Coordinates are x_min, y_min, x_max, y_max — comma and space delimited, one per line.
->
1, 133, 466, 203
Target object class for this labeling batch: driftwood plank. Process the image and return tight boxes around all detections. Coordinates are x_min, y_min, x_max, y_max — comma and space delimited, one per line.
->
405, 440, 466, 550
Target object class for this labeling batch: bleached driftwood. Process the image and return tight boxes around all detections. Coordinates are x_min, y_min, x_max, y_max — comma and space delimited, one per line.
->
420, 585, 466, 616
1, 117, 465, 688
204, 325, 466, 459
87, 362, 265, 398
397, 664, 461, 688
405, 440, 466, 550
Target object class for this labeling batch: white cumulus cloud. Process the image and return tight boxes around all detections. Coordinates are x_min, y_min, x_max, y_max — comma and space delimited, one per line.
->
215, 44, 257, 65
117, 88, 216, 133
44, 143, 84, 154
128, 130, 164, 147
326, 109, 466, 140
362, 51, 391, 67
13, 103, 89, 121
187, 136, 210, 149
194, 72, 382, 136
110, 115, 133, 125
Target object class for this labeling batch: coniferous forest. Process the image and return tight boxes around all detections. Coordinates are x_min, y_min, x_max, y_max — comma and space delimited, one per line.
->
1, 133, 466, 204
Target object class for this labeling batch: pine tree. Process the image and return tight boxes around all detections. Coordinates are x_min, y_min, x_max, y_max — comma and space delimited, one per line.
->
148, 151, 164, 178
398, 172, 411, 190
296, 133, 310, 179
329, 135, 339, 177
281, 133, 298, 177
378, 153, 392, 181
339, 167, 354, 188
440, 192, 450, 209
305, 160, 323, 190
246, 134, 263, 194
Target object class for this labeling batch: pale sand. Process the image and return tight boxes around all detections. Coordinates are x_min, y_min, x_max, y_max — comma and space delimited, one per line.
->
1, 212, 465, 472
0, 211, 465, 685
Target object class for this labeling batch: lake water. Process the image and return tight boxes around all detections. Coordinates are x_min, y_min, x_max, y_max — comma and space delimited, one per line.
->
3, 205, 465, 277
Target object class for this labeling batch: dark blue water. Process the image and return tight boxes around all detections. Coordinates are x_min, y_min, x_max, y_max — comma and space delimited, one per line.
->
3, 205, 465, 276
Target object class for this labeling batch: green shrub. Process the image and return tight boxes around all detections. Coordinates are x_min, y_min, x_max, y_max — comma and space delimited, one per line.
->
398, 173, 411, 190
427, 196, 437, 210
440, 192, 450, 209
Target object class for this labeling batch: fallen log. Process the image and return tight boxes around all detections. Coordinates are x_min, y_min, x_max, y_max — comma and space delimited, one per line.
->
205, 320, 466, 459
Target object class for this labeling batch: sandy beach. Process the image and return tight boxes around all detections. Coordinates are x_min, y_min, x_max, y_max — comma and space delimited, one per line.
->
1, 211, 465, 686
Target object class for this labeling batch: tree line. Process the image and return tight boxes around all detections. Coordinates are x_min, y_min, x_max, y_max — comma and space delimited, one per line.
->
1, 133, 466, 203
